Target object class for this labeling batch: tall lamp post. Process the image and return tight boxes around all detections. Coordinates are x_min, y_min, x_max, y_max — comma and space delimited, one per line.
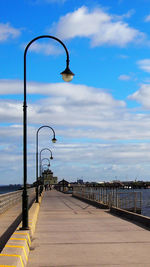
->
22, 35, 74, 230
36, 125, 56, 203
39, 148, 53, 177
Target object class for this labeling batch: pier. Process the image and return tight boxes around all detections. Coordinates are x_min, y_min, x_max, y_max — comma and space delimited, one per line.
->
26, 190, 150, 266
0, 189, 150, 266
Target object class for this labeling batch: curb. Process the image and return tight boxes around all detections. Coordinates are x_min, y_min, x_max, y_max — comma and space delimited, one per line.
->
0, 194, 43, 267
110, 206, 150, 228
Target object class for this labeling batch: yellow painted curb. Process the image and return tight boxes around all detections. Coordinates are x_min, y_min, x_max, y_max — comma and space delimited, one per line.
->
0, 193, 43, 267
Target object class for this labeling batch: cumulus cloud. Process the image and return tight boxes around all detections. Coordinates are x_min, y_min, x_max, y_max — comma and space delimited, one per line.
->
1, 79, 150, 183
137, 59, 150, 73
0, 79, 125, 107
51, 6, 145, 47
1, 79, 150, 142
0, 22, 21, 42
28, 42, 63, 55
128, 83, 150, 108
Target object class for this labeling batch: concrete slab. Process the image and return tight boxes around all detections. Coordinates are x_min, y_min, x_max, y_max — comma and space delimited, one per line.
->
27, 190, 150, 267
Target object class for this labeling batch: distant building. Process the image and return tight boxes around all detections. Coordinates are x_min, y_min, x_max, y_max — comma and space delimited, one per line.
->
77, 179, 84, 184
55, 179, 73, 193
42, 169, 58, 185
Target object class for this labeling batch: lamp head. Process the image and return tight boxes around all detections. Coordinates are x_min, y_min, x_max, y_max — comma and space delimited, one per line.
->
50, 156, 53, 160
52, 137, 57, 143
60, 66, 74, 82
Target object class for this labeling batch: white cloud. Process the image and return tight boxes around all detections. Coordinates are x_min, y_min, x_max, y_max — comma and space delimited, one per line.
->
51, 6, 145, 47
137, 59, 150, 73
1, 79, 150, 183
1, 79, 150, 142
128, 83, 150, 108
118, 74, 131, 81
0, 22, 21, 42
113, 9, 135, 20
0, 79, 125, 108
29, 42, 63, 55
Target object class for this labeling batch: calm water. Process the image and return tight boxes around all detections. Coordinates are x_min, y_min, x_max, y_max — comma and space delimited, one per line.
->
92, 188, 150, 217
133, 189, 150, 217
0, 185, 22, 194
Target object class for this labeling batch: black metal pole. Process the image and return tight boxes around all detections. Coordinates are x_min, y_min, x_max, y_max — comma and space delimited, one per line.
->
22, 44, 29, 230
36, 129, 39, 203
22, 35, 71, 229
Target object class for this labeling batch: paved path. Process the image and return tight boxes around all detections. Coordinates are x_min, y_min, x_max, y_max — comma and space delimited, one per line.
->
27, 190, 150, 267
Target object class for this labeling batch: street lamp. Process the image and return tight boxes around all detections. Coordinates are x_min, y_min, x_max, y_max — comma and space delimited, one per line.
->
39, 148, 53, 177
41, 157, 51, 166
22, 35, 74, 230
36, 125, 56, 203
42, 163, 50, 171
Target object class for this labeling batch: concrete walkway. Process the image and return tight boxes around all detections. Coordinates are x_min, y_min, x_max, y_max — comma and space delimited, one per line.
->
27, 190, 150, 267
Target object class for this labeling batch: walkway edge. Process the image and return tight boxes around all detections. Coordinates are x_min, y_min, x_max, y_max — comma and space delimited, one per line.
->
72, 194, 150, 229
0, 194, 43, 267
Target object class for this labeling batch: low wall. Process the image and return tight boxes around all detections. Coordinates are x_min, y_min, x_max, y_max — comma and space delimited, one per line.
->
110, 206, 150, 228
73, 193, 150, 229
0, 188, 36, 252
0, 188, 36, 214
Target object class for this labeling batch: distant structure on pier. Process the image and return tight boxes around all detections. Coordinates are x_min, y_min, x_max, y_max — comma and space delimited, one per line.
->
42, 169, 58, 185
77, 179, 84, 185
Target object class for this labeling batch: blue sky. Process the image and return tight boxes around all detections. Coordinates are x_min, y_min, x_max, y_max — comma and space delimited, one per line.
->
1, 0, 150, 184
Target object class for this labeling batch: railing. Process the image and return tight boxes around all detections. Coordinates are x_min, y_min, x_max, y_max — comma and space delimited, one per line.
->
73, 186, 142, 214
0, 188, 36, 214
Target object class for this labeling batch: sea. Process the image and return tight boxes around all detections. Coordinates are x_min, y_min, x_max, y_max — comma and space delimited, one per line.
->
116, 188, 150, 217
0, 185, 22, 194
134, 188, 150, 217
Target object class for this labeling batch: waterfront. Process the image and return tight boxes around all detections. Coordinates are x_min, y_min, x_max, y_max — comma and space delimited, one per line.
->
136, 189, 150, 217
116, 188, 150, 217
0, 186, 150, 217
0, 185, 21, 194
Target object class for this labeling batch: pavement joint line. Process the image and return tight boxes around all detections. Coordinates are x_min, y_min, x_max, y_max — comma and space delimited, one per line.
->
5, 245, 28, 261
13, 233, 31, 246
0, 254, 24, 267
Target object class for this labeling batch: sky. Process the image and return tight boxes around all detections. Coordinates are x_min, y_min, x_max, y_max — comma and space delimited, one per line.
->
1, 0, 150, 184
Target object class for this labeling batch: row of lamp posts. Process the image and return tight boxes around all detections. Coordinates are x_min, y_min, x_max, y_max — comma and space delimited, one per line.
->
22, 35, 74, 230
39, 148, 53, 177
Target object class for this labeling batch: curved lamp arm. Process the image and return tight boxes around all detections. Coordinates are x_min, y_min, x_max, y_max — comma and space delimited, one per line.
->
40, 148, 53, 159
39, 148, 53, 176
36, 125, 56, 202
41, 158, 50, 164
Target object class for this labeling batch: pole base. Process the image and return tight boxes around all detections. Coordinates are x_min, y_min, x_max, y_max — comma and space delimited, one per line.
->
19, 226, 30, 230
